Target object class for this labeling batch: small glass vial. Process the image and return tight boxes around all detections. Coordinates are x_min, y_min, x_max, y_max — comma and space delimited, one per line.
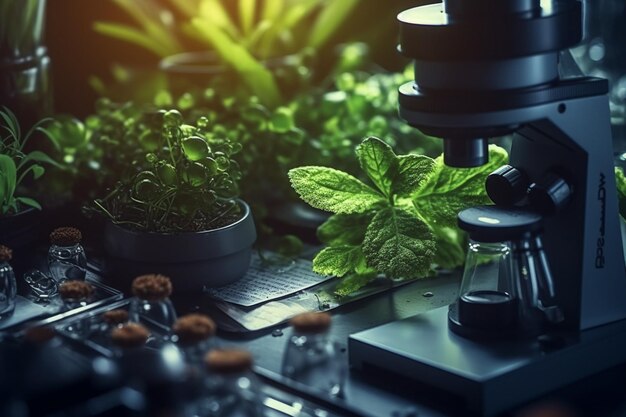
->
0, 245, 17, 320
48, 227, 87, 283
59, 280, 94, 337
282, 312, 346, 398
129, 274, 177, 329
173, 313, 217, 364
195, 349, 264, 417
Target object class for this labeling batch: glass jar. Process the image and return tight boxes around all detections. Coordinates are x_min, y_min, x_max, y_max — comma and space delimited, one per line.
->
195, 349, 264, 417
58, 280, 94, 337
0, 246, 17, 320
281, 312, 346, 398
48, 227, 87, 283
128, 274, 177, 329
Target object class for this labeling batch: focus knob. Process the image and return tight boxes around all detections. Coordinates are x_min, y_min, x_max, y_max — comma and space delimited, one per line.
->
486, 165, 529, 206
528, 173, 572, 214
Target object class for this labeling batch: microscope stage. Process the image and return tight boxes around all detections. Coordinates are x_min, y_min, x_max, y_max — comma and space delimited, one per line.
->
349, 306, 626, 416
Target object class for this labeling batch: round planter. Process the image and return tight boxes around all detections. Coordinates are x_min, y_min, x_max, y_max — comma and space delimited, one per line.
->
103, 200, 256, 291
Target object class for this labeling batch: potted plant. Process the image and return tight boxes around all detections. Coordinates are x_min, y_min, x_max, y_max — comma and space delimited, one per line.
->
0, 106, 61, 248
92, 0, 359, 106
89, 104, 256, 290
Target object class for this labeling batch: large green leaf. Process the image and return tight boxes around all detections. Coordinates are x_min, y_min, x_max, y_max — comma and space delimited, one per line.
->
308, 0, 359, 49
413, 145, 508, 228
333, 272, 379, 297
362, 206, 436, 279
313, 245, 365, 277
392, 154, 436, 198
356, 137, 397, 198
317, 212, 373, 246
288, 166, 385, 214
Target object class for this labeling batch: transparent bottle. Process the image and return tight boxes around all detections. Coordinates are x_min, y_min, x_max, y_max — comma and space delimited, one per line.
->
48, 227, 87, 283
456, 240, 518, 331
128, 274, 177, 329
0, 246, 17, 320
282, 312, 346, 398
195, 349, 264, 417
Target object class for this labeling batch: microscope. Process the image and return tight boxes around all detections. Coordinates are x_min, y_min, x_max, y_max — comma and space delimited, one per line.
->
349, 0, 626, 414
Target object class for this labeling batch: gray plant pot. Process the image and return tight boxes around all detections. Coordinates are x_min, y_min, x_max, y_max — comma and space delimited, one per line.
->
103, 200, 256, 292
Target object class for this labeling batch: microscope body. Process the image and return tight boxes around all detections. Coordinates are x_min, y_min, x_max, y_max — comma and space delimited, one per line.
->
349, 1, 626, 414
396, 0, 626, 334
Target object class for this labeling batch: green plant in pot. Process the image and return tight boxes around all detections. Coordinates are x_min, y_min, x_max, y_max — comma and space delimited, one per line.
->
93, 0, 359, 106
0, 106, 61, 248
91, 106, 256, 291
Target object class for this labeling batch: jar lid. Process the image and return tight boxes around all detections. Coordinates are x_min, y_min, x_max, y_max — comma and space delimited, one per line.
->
111, 323, 150, 348
0, 245, 12, 261
204, 349, 253, 374
290, 312, 332, 334
132, 274, 172, 301
59, 280, 93, 300
102, 309, 129, 325
173, 314, 216, 345
50, 227, 82, 246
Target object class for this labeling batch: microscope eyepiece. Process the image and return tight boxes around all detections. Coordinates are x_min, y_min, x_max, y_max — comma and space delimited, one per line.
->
443, 138, 489, 168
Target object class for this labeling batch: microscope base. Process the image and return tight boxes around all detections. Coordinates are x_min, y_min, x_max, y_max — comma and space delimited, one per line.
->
349, 306, 626, 416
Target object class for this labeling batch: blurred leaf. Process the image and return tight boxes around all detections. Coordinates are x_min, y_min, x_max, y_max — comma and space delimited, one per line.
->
308, 0, 359, 49
190, 18, 281, 107
15, 196, 41, 210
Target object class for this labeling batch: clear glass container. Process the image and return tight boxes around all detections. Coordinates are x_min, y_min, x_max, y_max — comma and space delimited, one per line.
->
282, 327, 346, 398
457, 240, 518, 330
48, 243, 87, 283
129, 297, 177, 329
459, 240, 515, 303
0, 261, 17, 320
195, 350, 264, 417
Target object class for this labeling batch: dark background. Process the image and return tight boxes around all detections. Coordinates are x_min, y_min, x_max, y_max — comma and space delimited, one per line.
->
45, 0, 428, 118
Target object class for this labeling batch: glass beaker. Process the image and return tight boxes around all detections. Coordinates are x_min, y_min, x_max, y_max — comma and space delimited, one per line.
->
457, 240, 519, 331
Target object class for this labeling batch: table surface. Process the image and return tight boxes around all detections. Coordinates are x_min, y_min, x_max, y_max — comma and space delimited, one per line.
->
7, 243, 626, 417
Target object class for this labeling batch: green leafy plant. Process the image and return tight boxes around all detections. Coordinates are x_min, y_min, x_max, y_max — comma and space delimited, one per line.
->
90, 106, 244, 233
0, 107, 61, 215
289, 137, 508, 296
94, 0, 359, 106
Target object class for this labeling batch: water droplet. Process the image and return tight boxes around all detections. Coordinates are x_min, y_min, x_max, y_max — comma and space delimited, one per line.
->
422, 292, 434, 298
272, 329, 283, 337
